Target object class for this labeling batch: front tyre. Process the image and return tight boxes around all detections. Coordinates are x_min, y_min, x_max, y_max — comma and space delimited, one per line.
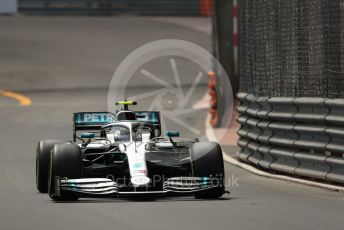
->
191, 142, 225, 199
36, 140, 65, 193
48, 143, 82, 201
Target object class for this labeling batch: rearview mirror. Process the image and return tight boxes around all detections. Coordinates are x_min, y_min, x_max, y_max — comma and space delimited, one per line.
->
165, 131, 180, 138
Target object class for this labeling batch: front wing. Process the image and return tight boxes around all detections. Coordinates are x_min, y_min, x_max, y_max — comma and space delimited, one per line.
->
51, 176, 225, 198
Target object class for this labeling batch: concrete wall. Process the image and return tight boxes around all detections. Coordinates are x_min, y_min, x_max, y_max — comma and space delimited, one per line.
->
0, 0, 17, 14
18, 0, 208, 16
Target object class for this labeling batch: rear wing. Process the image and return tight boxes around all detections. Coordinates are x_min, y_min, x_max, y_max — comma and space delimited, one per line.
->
73, 111, 161, 141
73, 112, 116, 141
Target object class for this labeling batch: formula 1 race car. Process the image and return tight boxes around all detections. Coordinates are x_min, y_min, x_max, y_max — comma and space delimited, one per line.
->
36, 101, 226, 200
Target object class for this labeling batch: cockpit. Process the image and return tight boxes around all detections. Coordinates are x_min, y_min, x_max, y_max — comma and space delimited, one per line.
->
101, 123, 155, 143
103, 125, 131, 142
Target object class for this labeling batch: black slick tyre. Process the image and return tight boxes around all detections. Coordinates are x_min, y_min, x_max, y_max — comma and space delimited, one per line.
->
191, 142, 225, 199
36, 140, 65, 193
48, 143, 82, 201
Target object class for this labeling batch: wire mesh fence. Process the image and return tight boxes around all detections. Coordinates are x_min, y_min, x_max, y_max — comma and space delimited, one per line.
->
239, 0, 344, 98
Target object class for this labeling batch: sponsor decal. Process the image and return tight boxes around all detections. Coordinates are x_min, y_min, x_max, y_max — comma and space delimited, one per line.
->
76, 112, 116, 124
83, 113, 115, 123
133, 162, 143, 169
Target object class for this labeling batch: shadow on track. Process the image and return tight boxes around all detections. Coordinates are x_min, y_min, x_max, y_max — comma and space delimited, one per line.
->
51, 196, 231, 204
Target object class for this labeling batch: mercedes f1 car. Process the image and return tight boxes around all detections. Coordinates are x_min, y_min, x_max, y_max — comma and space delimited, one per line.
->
36, 101, 226, 200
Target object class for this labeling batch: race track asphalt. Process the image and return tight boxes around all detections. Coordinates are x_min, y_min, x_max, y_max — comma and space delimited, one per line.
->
0, 15, 343, 230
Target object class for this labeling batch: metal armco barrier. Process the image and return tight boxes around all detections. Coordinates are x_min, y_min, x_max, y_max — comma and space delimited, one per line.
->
236, 92, 344, 185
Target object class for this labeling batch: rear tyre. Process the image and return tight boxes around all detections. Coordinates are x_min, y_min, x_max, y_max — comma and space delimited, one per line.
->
36, 140, 65, 193
48, 143, 82, 201
191, 142, 225, 199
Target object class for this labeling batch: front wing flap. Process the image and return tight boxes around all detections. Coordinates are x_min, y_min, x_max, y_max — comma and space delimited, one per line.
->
163, 176, 223, 192
53, 177, 118, 197
52, 176, 225, 198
